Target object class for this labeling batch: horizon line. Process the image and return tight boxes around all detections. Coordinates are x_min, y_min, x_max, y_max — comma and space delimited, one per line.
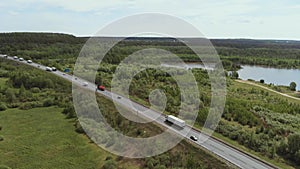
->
1, 31, 300, 41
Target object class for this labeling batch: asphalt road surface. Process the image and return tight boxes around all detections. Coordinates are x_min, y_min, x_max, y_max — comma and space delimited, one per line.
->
1, 55, 275, 169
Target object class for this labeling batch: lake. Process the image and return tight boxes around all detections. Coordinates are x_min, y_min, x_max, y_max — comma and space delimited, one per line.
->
161, 63, 300, 91
237, 65, 300, 91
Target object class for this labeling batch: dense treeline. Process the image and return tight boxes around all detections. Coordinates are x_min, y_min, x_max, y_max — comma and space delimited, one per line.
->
0, 32, 85, 44
1, 33, 300, 70
0, 33, 84, 66
0, 58, 72, 110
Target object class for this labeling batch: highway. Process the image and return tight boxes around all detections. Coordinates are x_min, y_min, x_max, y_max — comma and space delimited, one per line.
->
0, 54, 276, 169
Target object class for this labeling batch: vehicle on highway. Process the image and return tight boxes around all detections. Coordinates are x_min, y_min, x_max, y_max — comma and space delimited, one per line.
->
27, 60, 32, 63
83, 82, 88, 86
19, 57, 24, 61
165, 115, 185, 128
13, 56, 18, 59
98, 85, 105, 91
45, 67, 52, 71
117, 96, 121, 99
51, 67, 57, 71
190, 135, 198, 141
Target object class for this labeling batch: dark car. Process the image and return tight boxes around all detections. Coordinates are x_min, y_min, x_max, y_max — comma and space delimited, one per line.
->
190, 135, 198, 141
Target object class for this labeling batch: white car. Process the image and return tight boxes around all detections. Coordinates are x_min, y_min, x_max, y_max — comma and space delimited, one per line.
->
190, 135, 198, 141
45, 67, 52, 71
83, 82, 88, 86
27, 60, 32, 63
51, 67, 57, 71
13, 56, 18, 59
19, 57, 24, 61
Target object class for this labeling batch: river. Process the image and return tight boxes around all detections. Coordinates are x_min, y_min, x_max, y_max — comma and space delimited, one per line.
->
237, 65, 300, 91
161, 63, 300, 91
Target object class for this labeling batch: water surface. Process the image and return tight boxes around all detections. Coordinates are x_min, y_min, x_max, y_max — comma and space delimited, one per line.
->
237, 65, 300, 91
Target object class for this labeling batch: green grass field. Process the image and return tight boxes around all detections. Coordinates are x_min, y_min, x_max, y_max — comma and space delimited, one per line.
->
0, 107, 110, 169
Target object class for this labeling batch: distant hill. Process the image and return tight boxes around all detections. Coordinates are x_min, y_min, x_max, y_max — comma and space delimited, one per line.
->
1, 32, 300, 49
210, 39, 300, 49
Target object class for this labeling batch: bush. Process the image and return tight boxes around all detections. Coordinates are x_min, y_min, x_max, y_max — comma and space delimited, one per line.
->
290, 82, 297, 91
0, 165, 11, 169
260, 79, 265, 83
103, 160, 117, 169
31, 87, 40, 93
62, 104, 76, 119
105, 156, 113, 161
74, 121, 85, 134
19, 102, 32, 110
6, 102, 20, 108
0, 103, 7, 111
0, 135, 4, 141
43, 99, 54, 107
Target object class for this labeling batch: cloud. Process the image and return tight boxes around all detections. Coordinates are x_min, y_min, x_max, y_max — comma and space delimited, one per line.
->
8, 11, 19, 16
0, 0, 299, 39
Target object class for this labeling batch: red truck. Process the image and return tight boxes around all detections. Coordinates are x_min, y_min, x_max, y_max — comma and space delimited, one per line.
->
98, 85, 105, 91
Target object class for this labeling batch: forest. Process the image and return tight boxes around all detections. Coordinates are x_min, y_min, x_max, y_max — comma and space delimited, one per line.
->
1, 33, 300, 70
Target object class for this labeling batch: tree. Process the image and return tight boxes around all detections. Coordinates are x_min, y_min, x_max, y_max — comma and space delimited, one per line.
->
287, 134, 300, 154
231, 71, 239, 79
295, 150, 300, 164
260, 79, 264, 84
5, 89, 16, 103
289, 82, 297, 91
0, 102, 7, 111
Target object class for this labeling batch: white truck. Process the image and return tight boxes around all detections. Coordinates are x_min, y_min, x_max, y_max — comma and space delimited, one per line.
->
165, 115, 185, 128
45, 67, 52, 71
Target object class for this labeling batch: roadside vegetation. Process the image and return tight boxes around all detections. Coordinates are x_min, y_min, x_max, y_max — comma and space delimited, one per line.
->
0, 58, 231, 168
242, 79, 300, 98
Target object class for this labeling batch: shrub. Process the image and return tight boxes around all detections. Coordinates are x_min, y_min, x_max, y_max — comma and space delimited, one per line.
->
0, 165, 11, 169
260, 79, 264, 83
6, 102, 20, 108
31, 87, 40, 93
103, 160, 117, 169
62, 104, 76, 119
0, 135, 4, 141
43, 99, 54, 107
74, 121, 85, 134
0, 103, 7, 111
290, 82, 297, 91
105, 156, 113, 161
19, 102, 32, 110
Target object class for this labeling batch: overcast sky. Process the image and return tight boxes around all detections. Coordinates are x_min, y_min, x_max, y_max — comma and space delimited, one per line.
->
1, 0, 299, 40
